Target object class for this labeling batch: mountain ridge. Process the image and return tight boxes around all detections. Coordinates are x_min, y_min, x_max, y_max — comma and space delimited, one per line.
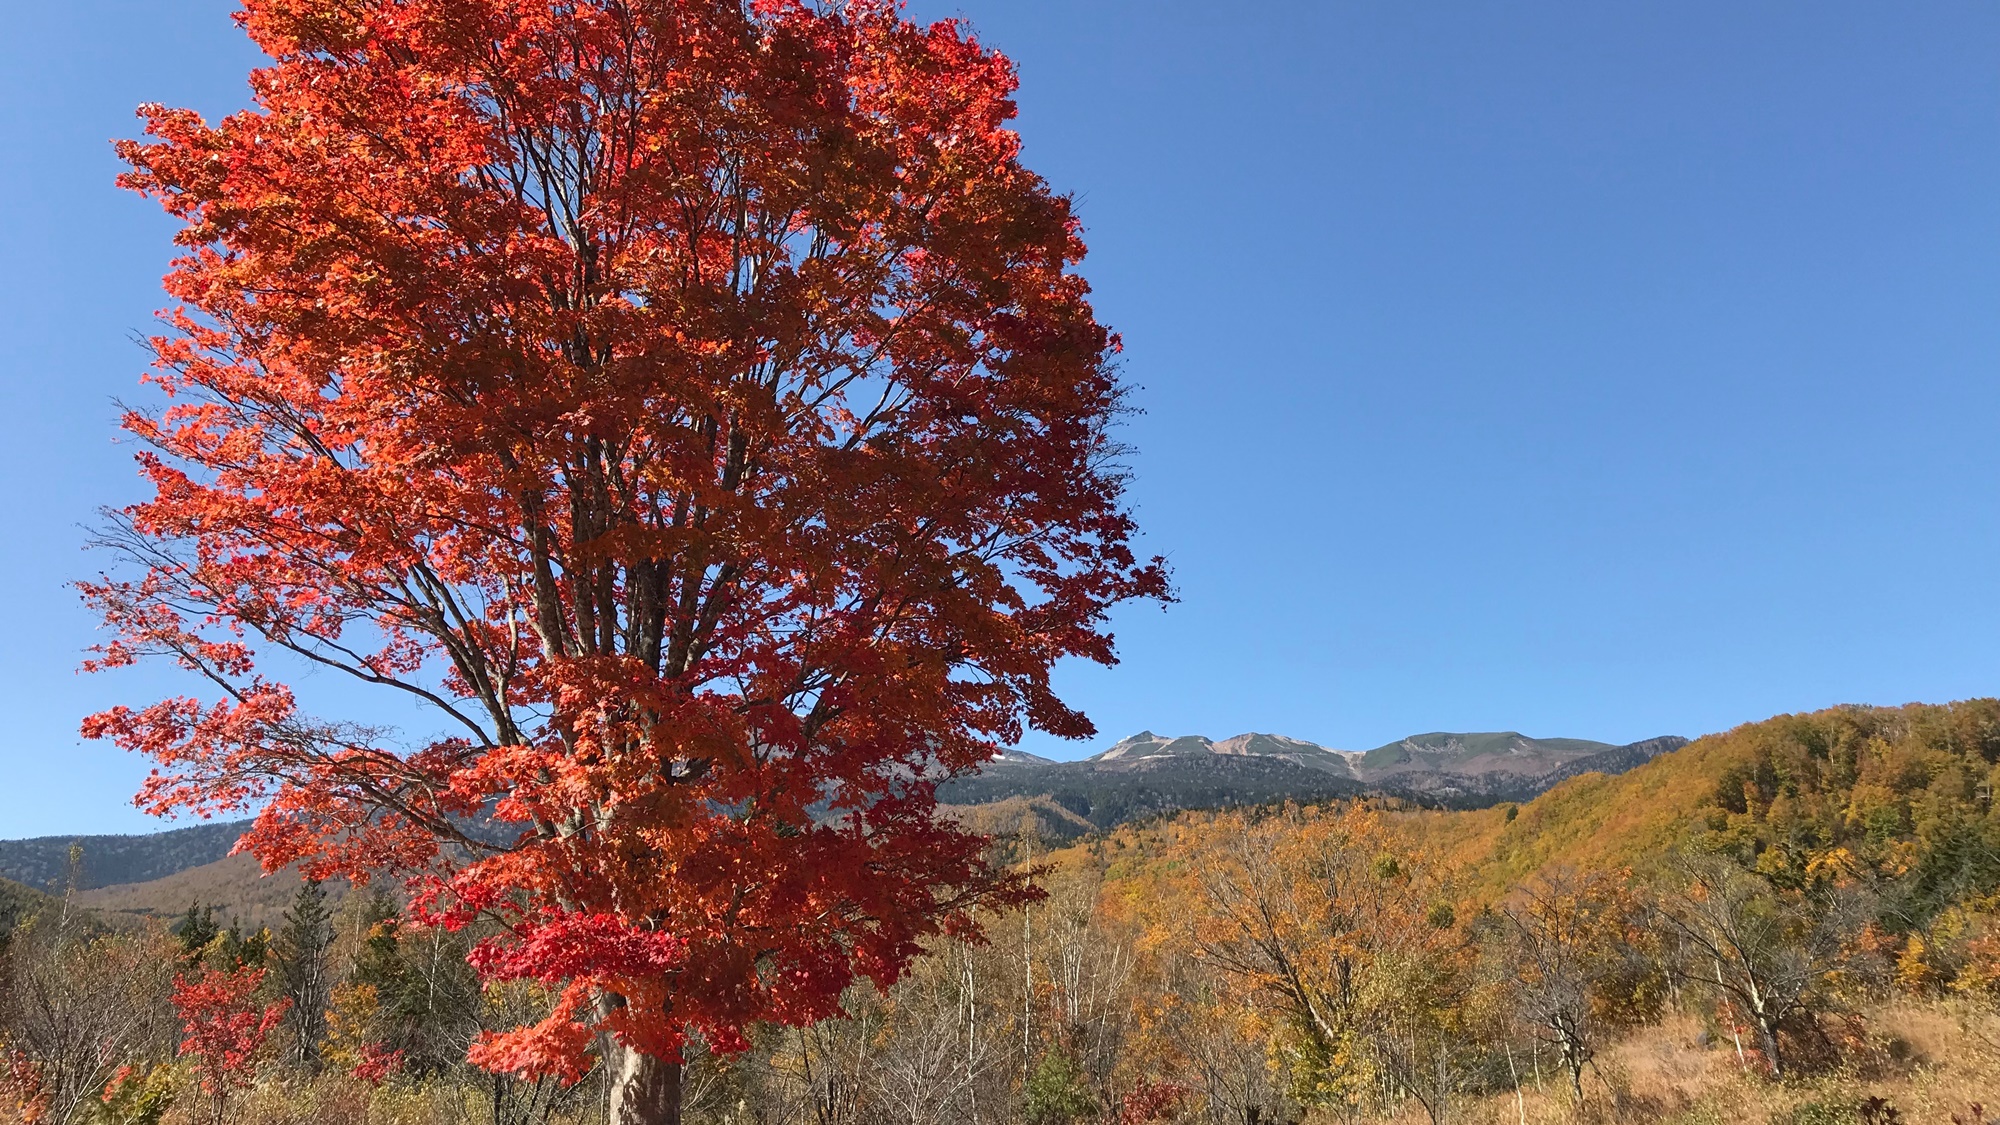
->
0, 819, 250, 893
945, 728, 1688, 836
1030, 728, 1679, 787
0, 729, 1688, 916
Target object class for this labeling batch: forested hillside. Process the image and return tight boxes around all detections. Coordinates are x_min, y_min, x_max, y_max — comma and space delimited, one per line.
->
0, 878, 50, 939
1419, 699, 2000, 901
0, 820, 247, 892
6, 699, 2000, 1124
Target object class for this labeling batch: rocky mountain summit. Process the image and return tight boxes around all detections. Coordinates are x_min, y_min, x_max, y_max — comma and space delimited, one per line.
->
941, 729, 1689, 836
1077, 728, 1684, 793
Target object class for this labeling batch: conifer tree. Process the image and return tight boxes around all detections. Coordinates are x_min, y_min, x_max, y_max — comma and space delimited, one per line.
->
171, 904, 219, 963
271, 880, 335, 1072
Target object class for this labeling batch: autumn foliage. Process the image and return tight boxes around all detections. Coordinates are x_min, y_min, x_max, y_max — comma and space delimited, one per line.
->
172, 966, 289, 1119
10, 701, 2000, 1122
84, 0, 1163, 1112
1, 1050, 47, 1124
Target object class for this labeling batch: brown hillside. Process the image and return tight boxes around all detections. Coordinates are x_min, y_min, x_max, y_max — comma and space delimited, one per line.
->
76, 853, 353, 930
1402, 733, 1740, 893
939, 794, 1096, 844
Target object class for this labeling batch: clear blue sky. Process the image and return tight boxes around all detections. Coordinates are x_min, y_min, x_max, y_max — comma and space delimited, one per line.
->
4, 2, 1999, 835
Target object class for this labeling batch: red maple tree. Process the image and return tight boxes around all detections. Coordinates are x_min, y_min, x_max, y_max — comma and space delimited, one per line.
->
172, 967, 290, 1124
86, 2, 1166, 1122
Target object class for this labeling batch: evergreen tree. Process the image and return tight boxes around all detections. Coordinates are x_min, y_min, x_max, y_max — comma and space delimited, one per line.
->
271, 880, 335, 1071
1023, 1048, 1097, 1125
340, 890, 482, 1079
216, 924, 269, 969
171, 903, 219, 962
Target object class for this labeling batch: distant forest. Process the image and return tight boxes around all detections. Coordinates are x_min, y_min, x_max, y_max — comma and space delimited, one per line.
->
0, 821, 246, 894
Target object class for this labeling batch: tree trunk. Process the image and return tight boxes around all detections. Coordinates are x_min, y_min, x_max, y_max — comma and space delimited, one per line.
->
608, 1043, 683, 1125
1755, 1016, 1784, 1081
1559, 1033, 1584, 1105
1504, 1042, 1527, 1125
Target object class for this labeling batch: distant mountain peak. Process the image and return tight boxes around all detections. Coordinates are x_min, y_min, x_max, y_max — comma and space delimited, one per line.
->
939, 725, 1694, 843
987, 748, 1056, 768
1357, 731, 1621, 775
1093, 732, 1217, 761
1212, 732, 1358, 760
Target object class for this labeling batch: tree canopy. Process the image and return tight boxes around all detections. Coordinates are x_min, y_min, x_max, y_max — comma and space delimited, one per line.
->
84, 2, 1165, 1118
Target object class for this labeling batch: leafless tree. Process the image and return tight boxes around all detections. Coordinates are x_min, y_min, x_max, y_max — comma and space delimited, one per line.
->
1653, 852, 1863, 1079
748, 1001, 878, 1125
0, 913, 175, 1125
869, 951, 987, 1125
1040, 870, 1136, 1115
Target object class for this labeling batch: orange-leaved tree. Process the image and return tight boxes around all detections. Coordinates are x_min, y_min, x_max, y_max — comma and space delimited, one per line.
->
173, 966, 290, 1125
1499, 867, 1661, 1105
84, 2, 1167, 1122
1150, 805, 1482, 1124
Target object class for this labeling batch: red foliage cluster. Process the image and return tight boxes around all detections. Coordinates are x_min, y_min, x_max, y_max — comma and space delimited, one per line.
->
466, 983, 600, 1086
1, 1049, 48, 1123
89, 0, 1164, 1098
99, 1065, 142, 1107
351, 1044, 407, 1087
172, 967, 290, 1099
1118, 1080, 1187, 1125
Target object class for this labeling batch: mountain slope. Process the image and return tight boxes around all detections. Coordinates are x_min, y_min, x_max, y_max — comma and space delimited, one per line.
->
0, 820, 250, 892
75, 853, 350, 930
0, 877, 54, 936
1357, 731, 1615, 776
941, 751, 1373, 833
1409, 699, 2000, 908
